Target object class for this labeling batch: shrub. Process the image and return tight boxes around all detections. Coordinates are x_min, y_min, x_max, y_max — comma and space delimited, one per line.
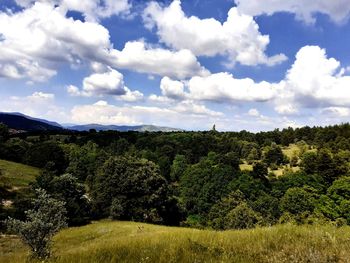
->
5, 189, 67, 259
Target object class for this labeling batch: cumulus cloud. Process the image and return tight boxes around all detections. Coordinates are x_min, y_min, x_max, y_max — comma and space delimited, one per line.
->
0, 2, 207, 82
143, 0, 286, 66
187, 73, 276, 102
67, 68, 144, 101
108, 41, 209, 79
0, 2, 111, 81
275, 45, 350, 113
234, 0, 350, 24
82, 69, 127, 96
156, 73, 276, 103
152, 45, 350, 120
14, 0, 131, 21
160, 76, 186, 100
118, 88, 144, 102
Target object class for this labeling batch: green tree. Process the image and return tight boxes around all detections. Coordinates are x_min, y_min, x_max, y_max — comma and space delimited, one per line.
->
24, 141, 67, 174
280, 187, 316, 215
300, 152, 318, 174
6, 189, 67, 259
0, 123, 9, 143
65, 141, 104, 182
252, 162, 268, 180
179, 154, 234, 216
91, 156, 170, 223
208, 190, 245, 229
264, 144, 286, 166
224, 202, 260, 230
170, 154, 188, 181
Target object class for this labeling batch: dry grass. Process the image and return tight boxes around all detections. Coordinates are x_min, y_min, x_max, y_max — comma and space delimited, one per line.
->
1, 220, 350, 263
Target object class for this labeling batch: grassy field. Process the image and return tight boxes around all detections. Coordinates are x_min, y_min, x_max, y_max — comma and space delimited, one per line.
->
1, 220, 350, 263
239, 144, 307, 176
0, 159, 40, 188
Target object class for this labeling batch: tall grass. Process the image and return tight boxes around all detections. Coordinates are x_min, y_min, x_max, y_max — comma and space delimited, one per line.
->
1, 220, 350, 263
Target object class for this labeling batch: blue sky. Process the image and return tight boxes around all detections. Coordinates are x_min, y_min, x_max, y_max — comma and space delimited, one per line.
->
1, 0, 350, 131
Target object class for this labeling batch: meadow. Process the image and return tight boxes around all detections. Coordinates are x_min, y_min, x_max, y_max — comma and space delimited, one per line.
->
1, 220, 350, 263
0, 159, 39, 188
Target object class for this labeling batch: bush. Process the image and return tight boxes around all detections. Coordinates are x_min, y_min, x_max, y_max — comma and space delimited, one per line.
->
224, 202, 260, 230
5, 189, 67, 259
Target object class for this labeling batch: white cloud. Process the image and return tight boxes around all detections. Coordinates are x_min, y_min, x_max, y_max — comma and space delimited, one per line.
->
67, 68, 144, 100
152, 45, 350, 119
235, 0, 350, 24
247, 108, 259, 117
28, 91, 55, 100
143, 0, 286, 66
274, 104, 299, 115
0, 3, 207, 82
321, 107, 350, 117
173, 100, 223, 117
14, 0, 131, 21
83, 68, 126, 96
160, 76, 186, 100
187, 73, 276, 102
0, 92, 68, 122
276, 45, 350, 113
71, 100, 223, 129
0, 2, 111, 81
109, 41, 209, 79
152, 73, 277, 104
67, 85, 81, 97
118, 88, 144, 102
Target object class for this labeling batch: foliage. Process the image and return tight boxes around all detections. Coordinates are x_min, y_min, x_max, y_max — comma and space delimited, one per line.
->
91, 156, 171, 224
180, 153, 235, 216
5, 189, 67, 259
280, 187, 317, 215
24, 141, 68, 174
224, 202, 261, 230
35, 172, 91, 226
0, 123, 9, 143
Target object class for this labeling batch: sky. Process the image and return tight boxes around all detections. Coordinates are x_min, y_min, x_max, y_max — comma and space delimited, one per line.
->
1, 0, 350, 131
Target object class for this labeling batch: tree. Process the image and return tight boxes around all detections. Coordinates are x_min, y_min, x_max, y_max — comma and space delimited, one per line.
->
252, 162, 268, 180
208, 190, 245, 230
264, 144, 286, 166
179, 154, 234, 216
170, 154, 188, 182
36, 173, 91, 226
0, 123, 9, 143
65, 141, 104, 182
319, 177, 350, 224
6, 189, 67, 259
24, 142, 68, 174
91, 156, 171, 224
300, 152, 318, 174
224, 202, 260, 230
280, 187, 316, 215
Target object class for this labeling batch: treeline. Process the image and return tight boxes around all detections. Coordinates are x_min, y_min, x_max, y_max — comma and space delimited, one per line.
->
1, 123, 350, 230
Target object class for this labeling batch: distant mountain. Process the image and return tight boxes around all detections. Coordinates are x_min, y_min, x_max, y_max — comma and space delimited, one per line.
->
0, 112, 63, 132
67, 124, 183, 132
8, 112, 63, 128
0, 112, 183, 133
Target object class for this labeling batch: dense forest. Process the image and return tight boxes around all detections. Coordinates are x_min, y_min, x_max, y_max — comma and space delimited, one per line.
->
2, 122, 350, 230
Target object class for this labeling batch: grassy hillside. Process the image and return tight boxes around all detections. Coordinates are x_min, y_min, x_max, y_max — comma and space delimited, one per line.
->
1, 220, 350, 263
0, 159, 40, 188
